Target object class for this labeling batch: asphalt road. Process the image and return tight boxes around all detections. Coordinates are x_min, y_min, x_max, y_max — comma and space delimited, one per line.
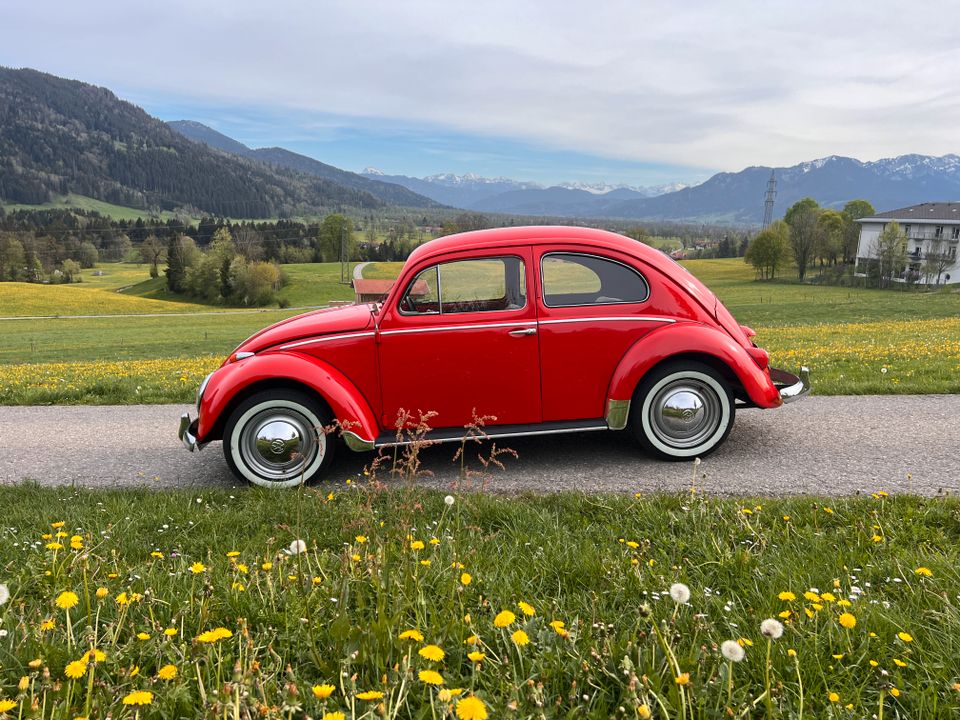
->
1, 396, 957, 496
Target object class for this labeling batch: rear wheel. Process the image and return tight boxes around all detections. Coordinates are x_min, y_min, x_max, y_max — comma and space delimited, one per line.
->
223, 389, 335, 488
631, 361, 734, 460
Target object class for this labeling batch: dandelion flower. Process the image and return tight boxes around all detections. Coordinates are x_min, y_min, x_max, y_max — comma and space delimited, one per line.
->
0, 699, 16, 713
517, 601, 535, 616
122, 691, 153, 706
322, 713, 345, 720
65, 660, 87, 679
95, 587, 108, 599
190, 562, 206, 574
136, 632, 150, 640
355, 535, 367, 543
721, 640, 745, 662
511, 630, 530, 646
39, 619, 55, 631
890, 687, 901, 698
444, 495, 455, 506
638, 704, 651, 719
893, 658, 908, 668
0, 584, 9, 605
157, 665, 177, 680
399, 629, 424, 642
410, 540, 425, 551
287, 539, 307, 555
55, 591, 79, 609
494, 610, 516, 627
675, 672, 691, 685
164, 628, 177, 637
83, 649, 106, 662
669, 583, 691, 604
356, 690, 384, 701
760, 619, 784, 639
467, 651, 485, 662
838, 613, 856, 629
915, 567, 933, 577
803, 591, 820, 602
777, 591, 796, 601
419, 669, 445, 685
828, 692, 840, 703
419, 645, 445, 662
460, 573, 472, 586
897, 631, 913, 643
262, 562, 273, 571
456, 695, 488, 720
196, 627, 233, 643
312, 684, 335, 699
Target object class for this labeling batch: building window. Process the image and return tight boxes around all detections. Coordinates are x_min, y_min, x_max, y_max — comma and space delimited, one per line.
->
935, 226, 944, 238
950, 246, 957, 260
952, 227, 960, 240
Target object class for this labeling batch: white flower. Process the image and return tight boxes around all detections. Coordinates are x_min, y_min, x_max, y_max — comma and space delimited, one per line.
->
720, 640, 745, 662
760, 618, 784, 639
669, 583, 691, 604
0, 583, 9, 605
0, 629, 6, 638
286, 539, 307, 555
444, 495, 455, 506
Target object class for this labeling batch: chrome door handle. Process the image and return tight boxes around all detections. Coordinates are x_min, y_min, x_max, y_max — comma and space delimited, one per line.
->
508, 328, 537, 336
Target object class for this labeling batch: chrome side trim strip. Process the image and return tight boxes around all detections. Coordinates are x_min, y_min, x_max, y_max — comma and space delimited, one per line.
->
380, 320, 538, 336
539, 316, 675, 326
277, 331, 376, 350
605, 398, 631, 431
376, 423, 608, 448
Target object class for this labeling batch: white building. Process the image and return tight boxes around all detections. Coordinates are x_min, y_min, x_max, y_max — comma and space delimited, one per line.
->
855, 202, 960, 284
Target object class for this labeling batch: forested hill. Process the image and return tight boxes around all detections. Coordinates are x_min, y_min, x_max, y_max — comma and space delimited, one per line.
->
0, 67, 388, 218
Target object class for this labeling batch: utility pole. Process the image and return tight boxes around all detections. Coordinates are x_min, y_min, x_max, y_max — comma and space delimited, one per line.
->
762, 170, 777, 229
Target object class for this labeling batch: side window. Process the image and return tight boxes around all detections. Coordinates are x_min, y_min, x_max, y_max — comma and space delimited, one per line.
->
541, 253, 649, 307
400, 257, 526, 314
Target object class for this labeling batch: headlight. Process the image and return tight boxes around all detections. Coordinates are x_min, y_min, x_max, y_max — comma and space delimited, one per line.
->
196, 372, 214, 410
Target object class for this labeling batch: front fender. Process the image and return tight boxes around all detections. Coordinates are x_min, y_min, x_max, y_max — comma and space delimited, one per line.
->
606, 322, 782, 411
196, 352, 380, 448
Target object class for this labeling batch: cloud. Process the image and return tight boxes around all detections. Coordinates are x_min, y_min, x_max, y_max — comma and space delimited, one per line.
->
2, 0, 960, 175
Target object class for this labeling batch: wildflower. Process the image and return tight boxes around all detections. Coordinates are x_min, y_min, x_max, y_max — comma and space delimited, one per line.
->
95, 587, 108, 599
226, 550, 240, 557
196, 627, 233, 643
164, 628, 177, 637
778, 610, 791, 619
410, 540, 425, 551
787, 649, 797, 657
456, 695, 488, 720
838, 613, 857, 629
355, 535, 367, 543
157, 665, 178, 680
17, 678, 27, 692
468, 651, 485, 662
760, 619, 784, 639
511, 630, 530, 646
821, 592, 836, 602
40, 619, 55, 631
494, 610, 516, 627
46, 542, 63, 550
915, 567, 933, 577
312, 684, 335, 699
0, 584, 8, 605
829, 692, 840, 703
322, 714, 345, 720
871, 535, 884, 542
351, 554, 361, 562
136, 632, 150, 640
55, 591, 79, 609
419, 645, 445, 662
419, 670, 445, 685
803, 591, 820, 602
420, 560, 431, 566
893, 658, 908, 668
778, 591, 796, 601
190, 562, 206, 574
675, 673, 690, 685
464, 635, 479, 645
444, 495, 455, 506
669, 583, 691, 604
262, 562, 273, 571
517, 601, 535, 616
897, 631, 913, 643
237, 563, 248, 574
869, 660, 878, 667
83, 649, 106, 662
121, 691, 153, 706
890, 687, 901, 698
720, 640, 745, 662
51, 521, 65, 528
460, 573, 472, 586
0, 700, 17, 714
116, 592, 128, 606
287, 539, 307, 555
638, 705, 652, 719
430, 537, 440, 545
399, 629, 424, 642
356, 690, 384, 701
232, 582, 245, 591
65, 660, 88, 679
626, 541, 639, 549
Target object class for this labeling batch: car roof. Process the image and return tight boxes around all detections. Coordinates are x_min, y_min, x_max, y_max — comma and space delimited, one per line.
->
407, 225, 686, 279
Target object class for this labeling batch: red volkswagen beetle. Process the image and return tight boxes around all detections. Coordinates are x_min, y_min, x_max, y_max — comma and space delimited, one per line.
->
179, 226, 808, 488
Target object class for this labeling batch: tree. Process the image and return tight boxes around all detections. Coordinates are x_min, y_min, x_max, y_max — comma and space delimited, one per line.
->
841, 199, 875, 264
0, 235, 26, 281
208, 228, 236, 299
744, 220, 791, 280
317, 214, 354, 263
165, 234, 198, 293
784, 198, 821, 280
139, 235, 166, 278
872, 221, 907, 288
78, 241, 99, 268
815, 210, 844, 269
922, 238, 953, 286
233, 225, 264, 261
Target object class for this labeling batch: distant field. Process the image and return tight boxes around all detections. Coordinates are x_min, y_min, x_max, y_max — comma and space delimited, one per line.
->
0, 193, 180, 221
0, 281, 210, 317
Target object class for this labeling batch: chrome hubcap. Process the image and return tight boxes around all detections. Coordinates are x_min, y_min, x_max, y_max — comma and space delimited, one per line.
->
650, 381, 721, 449
241, 409, 321, 482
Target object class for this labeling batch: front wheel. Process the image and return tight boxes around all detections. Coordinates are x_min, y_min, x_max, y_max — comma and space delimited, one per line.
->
630, 361, 734, 460
223, 389, 335, 488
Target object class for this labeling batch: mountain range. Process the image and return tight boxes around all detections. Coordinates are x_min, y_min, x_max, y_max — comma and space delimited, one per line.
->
3, 67, 960, 224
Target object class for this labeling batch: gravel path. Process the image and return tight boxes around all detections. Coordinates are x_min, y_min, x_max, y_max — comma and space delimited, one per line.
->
1, 396, 957, 496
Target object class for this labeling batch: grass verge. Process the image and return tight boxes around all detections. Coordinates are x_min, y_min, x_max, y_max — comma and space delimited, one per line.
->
0, 485, 957, 718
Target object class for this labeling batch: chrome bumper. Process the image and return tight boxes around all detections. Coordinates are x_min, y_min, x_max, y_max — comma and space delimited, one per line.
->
770, 366, 811, 404
178, 413, 204, 452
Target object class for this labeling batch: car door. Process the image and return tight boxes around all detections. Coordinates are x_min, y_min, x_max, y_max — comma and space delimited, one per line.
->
535, 247, 671, 422
377, 248, 541, 431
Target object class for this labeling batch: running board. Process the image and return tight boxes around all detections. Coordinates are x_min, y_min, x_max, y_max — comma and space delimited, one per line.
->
374, 419, 609, 448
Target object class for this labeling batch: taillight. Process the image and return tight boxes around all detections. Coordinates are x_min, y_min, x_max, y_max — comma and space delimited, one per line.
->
747, 345, 769, 370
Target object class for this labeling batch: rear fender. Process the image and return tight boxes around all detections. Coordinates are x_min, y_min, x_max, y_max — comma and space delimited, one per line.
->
606, 323, 782, 414
197, 352, 379, 449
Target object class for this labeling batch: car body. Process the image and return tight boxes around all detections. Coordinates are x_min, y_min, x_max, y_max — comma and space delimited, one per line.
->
179, 226, 809, 487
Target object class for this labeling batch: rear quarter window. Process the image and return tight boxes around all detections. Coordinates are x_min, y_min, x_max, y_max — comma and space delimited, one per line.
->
541, 252, 649, 307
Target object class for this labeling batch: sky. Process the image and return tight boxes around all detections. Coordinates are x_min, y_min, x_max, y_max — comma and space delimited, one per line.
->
3, 1, 960, 188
